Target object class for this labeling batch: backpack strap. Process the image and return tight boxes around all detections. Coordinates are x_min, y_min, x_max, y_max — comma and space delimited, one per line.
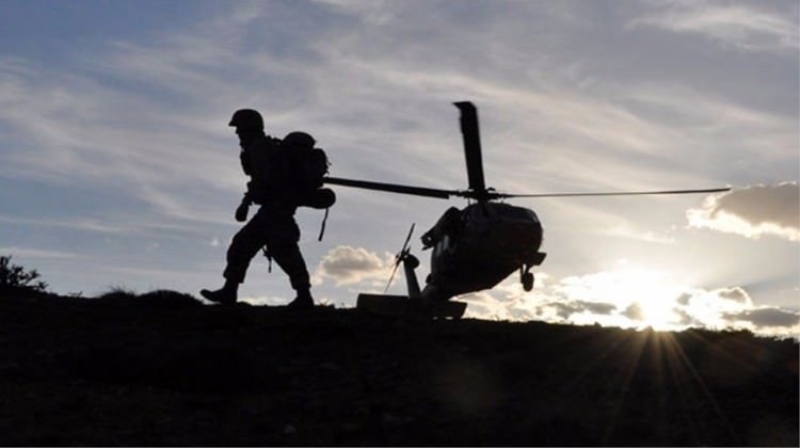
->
262, 246, 273, 273
318, 207, 330, 242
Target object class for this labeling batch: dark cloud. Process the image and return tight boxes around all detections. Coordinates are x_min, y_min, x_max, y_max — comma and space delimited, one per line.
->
713, 183, 800, 229
548, 300, 616, 319
579, 301, 617, 316
550, 303, 579, 319
717, 287, 752, 304
724, 307, 800, 329
676, 292, 692, 306
688, 182, 800, 241
509, 307, 534, 321
622, 302, 645, 321
673, 308, 705, 327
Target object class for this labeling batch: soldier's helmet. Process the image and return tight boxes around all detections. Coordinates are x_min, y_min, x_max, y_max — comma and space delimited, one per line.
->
229, 109, 264, 130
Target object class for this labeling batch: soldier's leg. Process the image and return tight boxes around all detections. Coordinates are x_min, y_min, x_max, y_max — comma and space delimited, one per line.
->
202, 215, 267, 304
269, 241, 311, 291
224, 212, 270, 284
266, 217, 313, 308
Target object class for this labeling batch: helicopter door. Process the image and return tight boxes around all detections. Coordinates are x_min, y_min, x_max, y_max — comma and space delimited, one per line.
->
430, 234, 453, 274
436, 234, 454, 254
429, 230, 468, 292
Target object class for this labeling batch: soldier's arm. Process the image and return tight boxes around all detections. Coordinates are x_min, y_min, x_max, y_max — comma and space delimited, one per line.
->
239, 150, 252, 175
236, 191, 252, 222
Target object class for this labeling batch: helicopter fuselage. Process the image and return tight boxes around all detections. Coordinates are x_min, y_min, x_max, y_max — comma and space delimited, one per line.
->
421, 201, 546, 301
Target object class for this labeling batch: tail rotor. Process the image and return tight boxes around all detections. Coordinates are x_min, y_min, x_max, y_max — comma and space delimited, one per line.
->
384, 223, 415, 293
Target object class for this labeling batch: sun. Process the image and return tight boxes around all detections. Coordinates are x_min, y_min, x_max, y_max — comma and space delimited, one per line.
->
561, 263, 686, 331
613, 266, 685, 331
634, 293, 681, 331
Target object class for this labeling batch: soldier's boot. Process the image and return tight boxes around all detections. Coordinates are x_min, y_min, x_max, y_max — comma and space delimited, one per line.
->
200, 279, 238, 305
287, 288, 314, 310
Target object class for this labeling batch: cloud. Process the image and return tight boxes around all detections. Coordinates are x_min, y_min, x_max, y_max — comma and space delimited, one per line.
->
314, 245, 391, 286
579, 300, 619, 316
724, 307, 800, 329
0, 247, 79, 260
716, 286, 753, 304
622, 302, 646, 321
631, 0, 800, 54
238, 295, 291, 307
459, 268, 799, 338
460, 291, 516, 320
0, 55, 240, 229
687, 182, 800, 241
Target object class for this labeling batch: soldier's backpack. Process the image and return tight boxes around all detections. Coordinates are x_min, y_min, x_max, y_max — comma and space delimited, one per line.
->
281, 131, 336, 240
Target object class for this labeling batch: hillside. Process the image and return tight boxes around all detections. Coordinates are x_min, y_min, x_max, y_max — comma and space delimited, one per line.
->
0, 287, 797, 446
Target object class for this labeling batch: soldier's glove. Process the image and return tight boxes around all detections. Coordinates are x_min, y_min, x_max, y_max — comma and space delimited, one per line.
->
235, 197, 250, 222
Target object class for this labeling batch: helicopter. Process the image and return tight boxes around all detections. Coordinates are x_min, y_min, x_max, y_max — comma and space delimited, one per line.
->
323, 101, 730, 318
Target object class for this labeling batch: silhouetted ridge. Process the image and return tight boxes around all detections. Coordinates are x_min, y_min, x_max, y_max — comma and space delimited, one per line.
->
0, 288, 796, 446
95, 288, 201, 308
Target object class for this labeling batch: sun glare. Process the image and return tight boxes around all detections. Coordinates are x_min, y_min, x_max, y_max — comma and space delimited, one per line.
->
612, 267, 686, 331
560, 263, 687, 331
636, 292, 681, 331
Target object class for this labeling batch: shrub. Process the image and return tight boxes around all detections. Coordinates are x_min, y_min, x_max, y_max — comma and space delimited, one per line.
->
0, 255, 48, 292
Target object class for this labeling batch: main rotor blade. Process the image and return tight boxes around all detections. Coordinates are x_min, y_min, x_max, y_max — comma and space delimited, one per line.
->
495, 187, 731, 199
455, 102, 486, 193
324, 176, 453, 199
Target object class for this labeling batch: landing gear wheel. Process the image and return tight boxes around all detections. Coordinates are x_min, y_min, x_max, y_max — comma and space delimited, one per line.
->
522, 272, 534, 292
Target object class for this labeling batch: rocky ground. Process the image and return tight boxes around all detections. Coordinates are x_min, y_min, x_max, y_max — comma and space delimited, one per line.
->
0, 287, 797, 446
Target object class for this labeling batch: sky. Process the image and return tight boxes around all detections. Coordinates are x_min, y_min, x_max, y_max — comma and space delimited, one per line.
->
1, 0, 798, 338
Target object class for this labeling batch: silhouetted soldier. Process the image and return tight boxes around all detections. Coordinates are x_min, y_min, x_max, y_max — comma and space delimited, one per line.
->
201, 109, 314, 309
